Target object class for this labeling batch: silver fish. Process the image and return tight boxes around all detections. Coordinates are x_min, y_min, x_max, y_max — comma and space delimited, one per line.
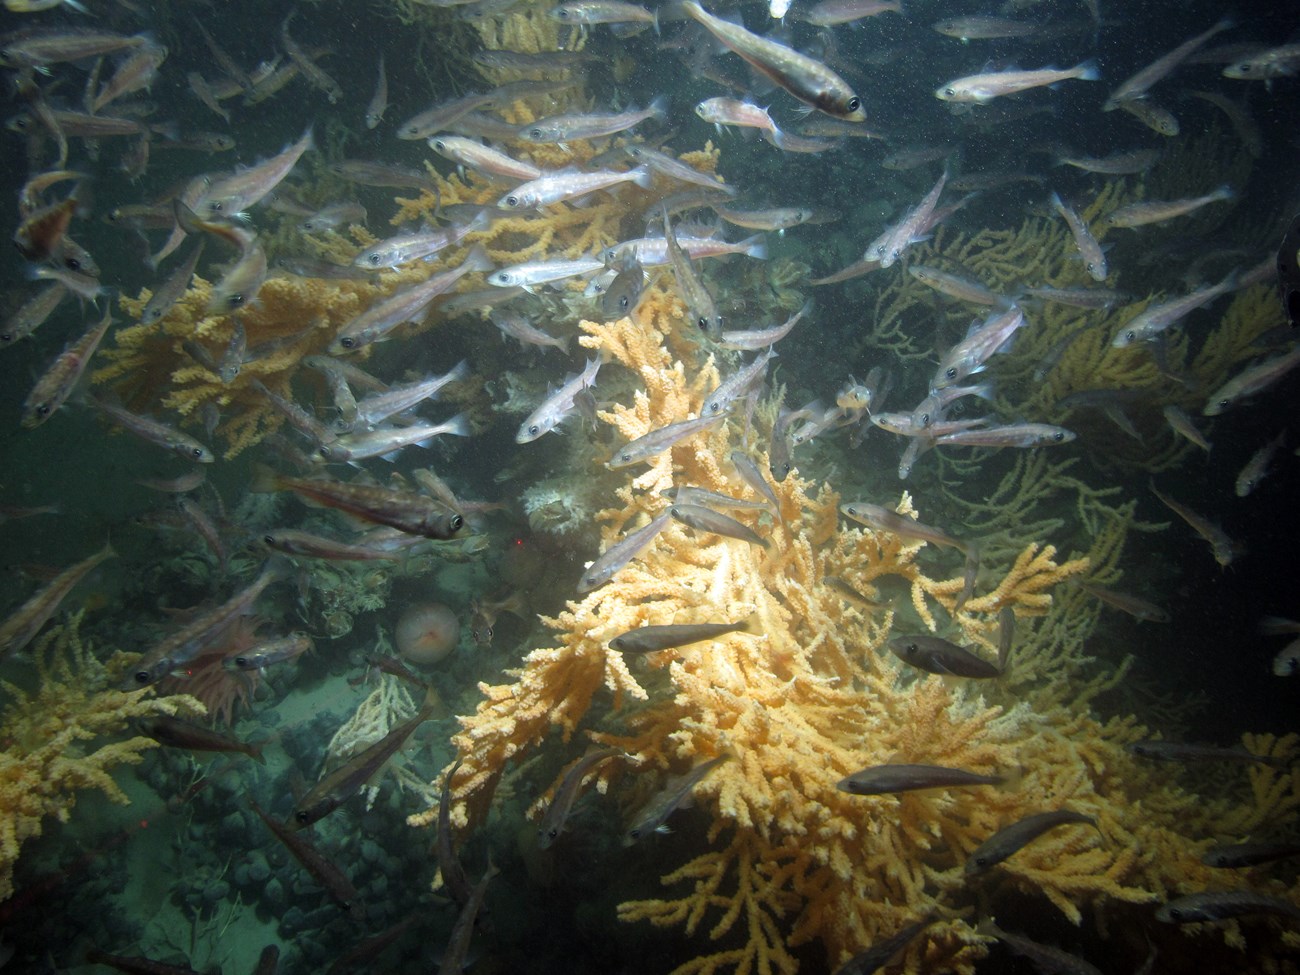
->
537, 749, 622, 850
609, 414, 723, 469
624, 754, 730, 845
577, 510, 671, 592
518, 357, 601, 443
669, 503, 767, 548
966, 810, 1099, 875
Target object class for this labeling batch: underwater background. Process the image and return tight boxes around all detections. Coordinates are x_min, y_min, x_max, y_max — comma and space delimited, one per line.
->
0, 0, 1298, 972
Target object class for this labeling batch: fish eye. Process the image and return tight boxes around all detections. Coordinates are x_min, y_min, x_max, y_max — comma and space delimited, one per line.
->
918, 412, 930, 425
1086, 262, 1096, 272
943, 88, 955, 97
1168, 908, 1184, 921
210, 201, 223, 212
319, 446, 333, 458
366, 253, 383, 266
234, 656, 250, 668
35, 404, 50, 417
618, 295, 630, 311
433, 139, 446, 151
945, 367, 958, 379
65, 256, 81, 271
528, 424, 540, 436
340, 336, 356, 349
528, 128, 544, 141
973, 855, 989, 867
697, 316, 708, 331
1053, 431, 1065, 442
133, 670, 150, 685
1217, 399, 1228, 410
191, 448, 204, 459
618, 451, 632, 464
629, 828, 641, 840
263, 534, 276, 544
847, 96, 861, 112
449, 514, 465, 532
505, 195, 519, 207
227, 294, 245, 309
294, 810, 310, 824
0, 334, 10, 343
1123, 330, 1135, 343
555, 8, 569, 17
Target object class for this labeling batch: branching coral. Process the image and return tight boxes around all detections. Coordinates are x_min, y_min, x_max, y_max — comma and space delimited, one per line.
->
400, 279, 1300, 975
0, 613, 202, 901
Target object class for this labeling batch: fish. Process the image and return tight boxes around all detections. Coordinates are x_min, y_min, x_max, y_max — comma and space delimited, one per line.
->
352, 212, 489, 269
695, 97, 787, 146
604, 233, 767, 268
908, 266, 1006, 306
468, 590, 525, 647
292, 691, 440, 828
1053, 147, 1162, 175
138, 715, 265, 764
1116, 98, 1180, 137
1235, 430, 1286, 497
1076, 581, 1170, 623
609, 414, 723, 469
1150, 483, 1245, 568
682, 2, 865, 121
870, 171, 948, 268
516, 99, 668, 144
1104, 18, 1234, 108
977, 922, 1104, 975
701, 348, 776, 417
330, 245, 492, 351
728, 450, 786, 526
364, 53, 388, 128
624, 754, 731, 844
328, 159, 439, 192
517, 357, 601, 442
316, 414, 473, 464
436, 861, 498, 975
353, 360, 470, 428
536, 748, 622, 850
1161, 405, 1212, 453
248, 798, 364, 921
0, 283, 66, 346
90, 41, 166, 113
767, 406, 804, 483
141, 241, 204, 326
1105, 186, 1234, 228
829, 914, 937, 975
1274, 639, 1300, 677
934, 423, 1075, 448
888, 635, 1001, 678
13, 193, 78, 262
716, 300, 810, 352
91, 397, 214, 463
207, 240, 268, 315
222, 632, 314, 671
599, 255, 646, 322
965, 810, 1099, 874
1223, 43, 1300, 81
577, 511, 672, 592
837, 763, 1008, 795
931, 305, 1025, 389
661, 485, 771, 514
1202, 842, 1300, 869
397, 92, 497, 140
488, 257, 606, 291
499, 164, 653, 211
1128, 740, 1282, 767
933, 15, 1042, 40
300, 202, 368, 234
1204, 344, 1300, 415
661, 209, 723, 339
22, 304, 113, 429
1, 28, 149, 68
609, 617, 759, 654
196, 126, 313, 217
1157, 891, 1300, 924
620, 145, 728, 193
434, 760, 473, 906
800, 0, 901, 27
670, 503, 767, 548
428, 135, 541, 182
550, 0, 655, 25
840, 502, 971, 556
262, 528, 401, 561
936, 62, 1100, 103
124, 562, 286, 689
0, 541, 114, 658
281, 13, 342, 103
1050, 192, 1107, 282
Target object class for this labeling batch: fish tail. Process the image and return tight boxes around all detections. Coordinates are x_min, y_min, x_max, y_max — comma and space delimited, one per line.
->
248, 462, 282, 494
1075, 58, 1101, 81
740, 234, 768, 260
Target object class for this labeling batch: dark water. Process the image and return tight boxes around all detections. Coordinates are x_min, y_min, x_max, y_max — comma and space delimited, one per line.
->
0, 0, 1298, 972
